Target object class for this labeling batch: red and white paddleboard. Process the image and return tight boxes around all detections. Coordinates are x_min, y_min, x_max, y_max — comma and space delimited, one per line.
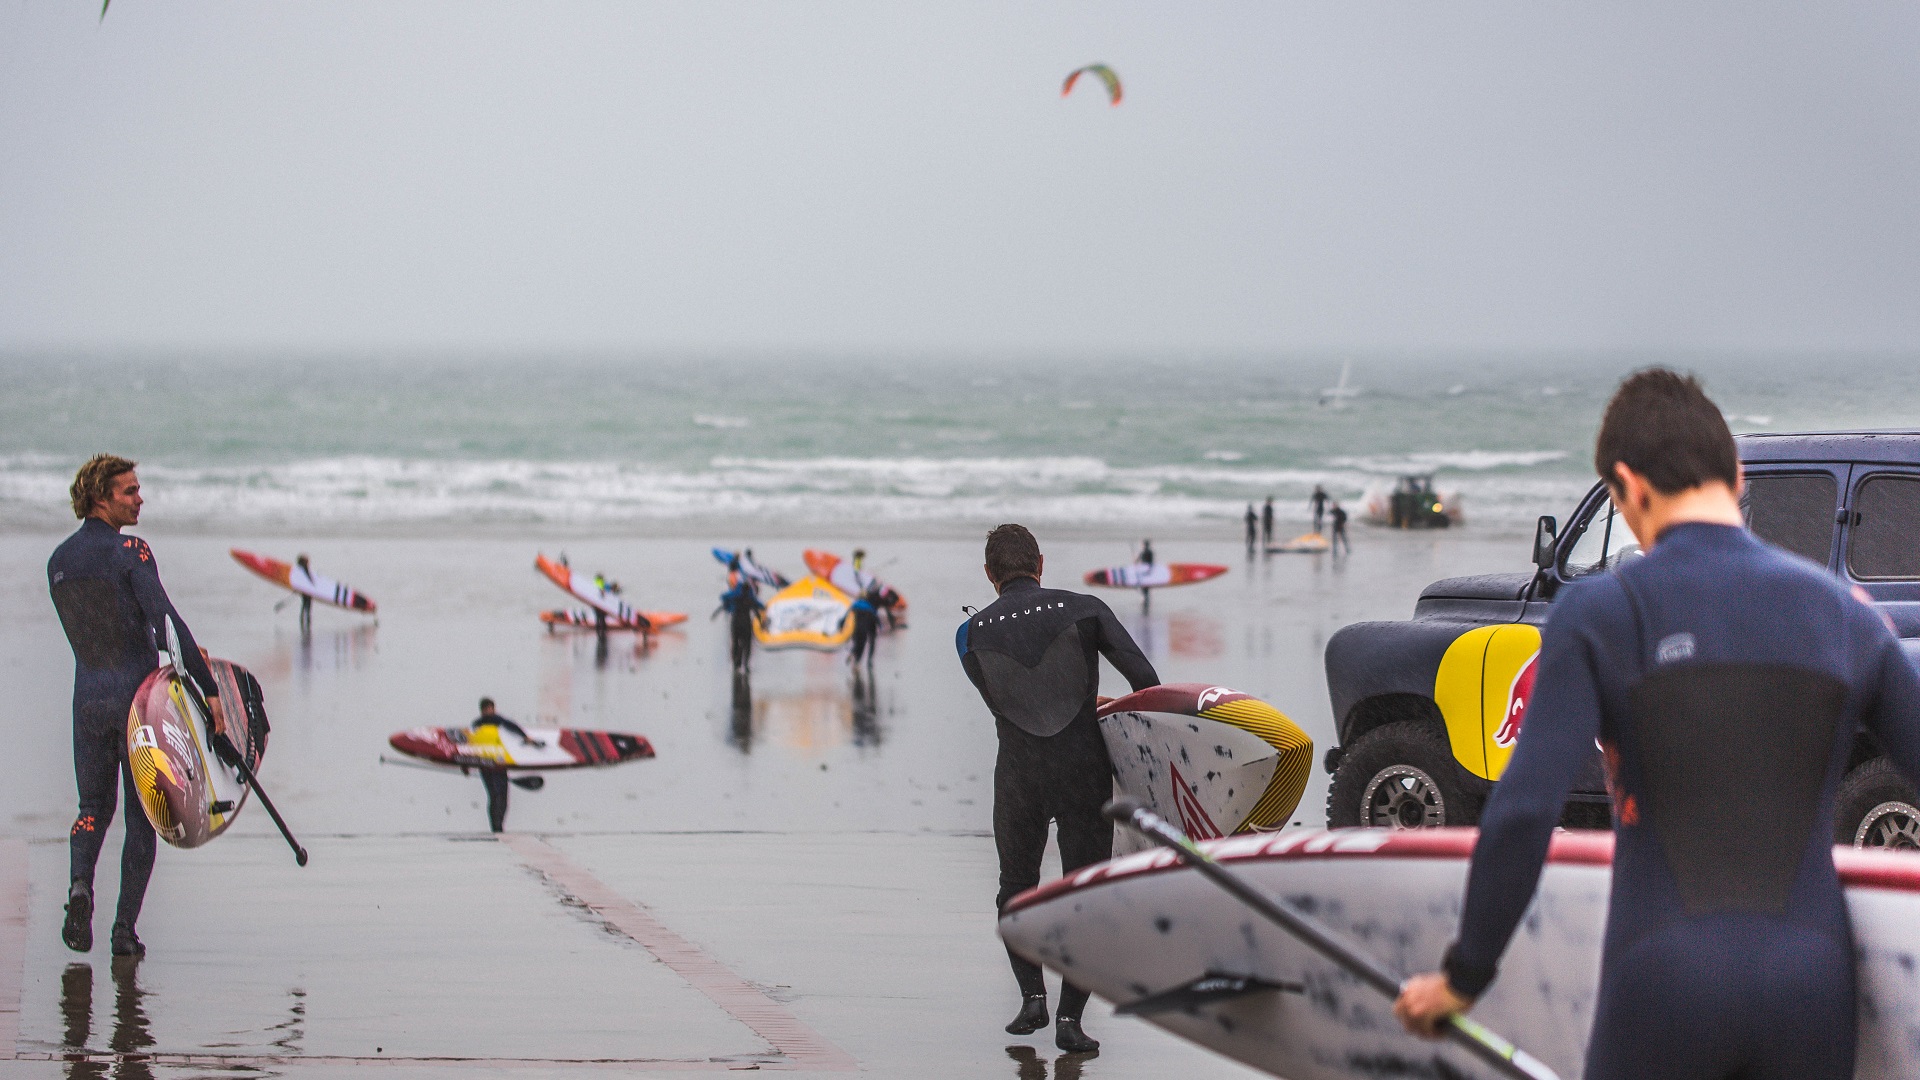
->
230, 549, 376, 614
539, 608, 688, 632
1000, 829, 1920, 1080
388, 725, 655, 771
1084, 562, 1228, 589
535, 553, 660, 625
802, 549, 909, 614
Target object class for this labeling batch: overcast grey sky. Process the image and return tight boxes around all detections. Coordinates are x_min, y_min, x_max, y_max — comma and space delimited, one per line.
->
2, 1, 1918, 355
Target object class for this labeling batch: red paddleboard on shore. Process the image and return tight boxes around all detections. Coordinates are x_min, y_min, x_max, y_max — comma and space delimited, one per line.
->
540, 609, 688, 632
388, 725, 655, 770
1084, 563, 1227, 589
1001, 829, 1920, 1080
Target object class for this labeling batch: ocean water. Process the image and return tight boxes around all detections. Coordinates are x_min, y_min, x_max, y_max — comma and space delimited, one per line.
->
3, 352, 1914, 534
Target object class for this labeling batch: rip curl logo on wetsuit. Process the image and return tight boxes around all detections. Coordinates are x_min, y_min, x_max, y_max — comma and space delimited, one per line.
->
1494, 651, 1539, 747
1656, 632, 1696, 664
976, 602, 1066, 627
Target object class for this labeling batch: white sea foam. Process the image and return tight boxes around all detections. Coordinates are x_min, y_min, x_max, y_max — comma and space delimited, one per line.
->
0, 452, 1590, 531
692, 414, 750, 429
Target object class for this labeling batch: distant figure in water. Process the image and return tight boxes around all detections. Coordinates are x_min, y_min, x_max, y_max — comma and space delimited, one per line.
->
1244, 505, 1258, 553
1330, 502, 1350, 555
847, 586, 880, 668
294, 553, 313, 631
715, 579, 764, 673
1262, 496, 1275, 547
1310, 485, 1330, 534
471, 698, 540, 833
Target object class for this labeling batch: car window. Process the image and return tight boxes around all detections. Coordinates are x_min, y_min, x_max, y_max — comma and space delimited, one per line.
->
1742, 473, 1837, 566
1848, 474, 1920, 581
1562, 496, 1641, 578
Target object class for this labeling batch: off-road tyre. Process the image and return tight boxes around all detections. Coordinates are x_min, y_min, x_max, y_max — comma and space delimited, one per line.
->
1326, 720, 1482, 829
1837, 757, 1920, 849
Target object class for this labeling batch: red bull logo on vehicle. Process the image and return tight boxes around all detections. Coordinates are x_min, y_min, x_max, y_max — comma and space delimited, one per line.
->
1494, 651, 1539, 747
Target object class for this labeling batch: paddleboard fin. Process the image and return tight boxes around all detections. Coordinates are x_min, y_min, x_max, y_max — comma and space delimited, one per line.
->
1114, 971, 1303, 1016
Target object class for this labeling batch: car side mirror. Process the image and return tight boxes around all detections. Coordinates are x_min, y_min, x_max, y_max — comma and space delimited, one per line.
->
1532, 515, 1558, 570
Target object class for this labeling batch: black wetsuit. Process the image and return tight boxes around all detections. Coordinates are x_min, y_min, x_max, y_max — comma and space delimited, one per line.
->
1261, 499, 1274, 546
957, 576, 1159, 1016
848, 595, 879, 666
1446, 523, 1920, 1080
1330, 504, 1349, 553
721, 583, 763, 671
472, 714, 533, 833
48, 518, 219, 929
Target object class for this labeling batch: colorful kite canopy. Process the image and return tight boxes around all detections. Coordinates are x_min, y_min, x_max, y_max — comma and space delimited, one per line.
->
1061, 64, 1122, 106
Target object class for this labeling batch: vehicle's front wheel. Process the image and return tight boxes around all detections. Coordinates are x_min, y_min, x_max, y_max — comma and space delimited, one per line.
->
1837, 757, 1920, 849
1326, 720, 1481, 829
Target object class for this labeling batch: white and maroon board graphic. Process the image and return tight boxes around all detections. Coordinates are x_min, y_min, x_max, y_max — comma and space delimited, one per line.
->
1000, 829, 1920, 1080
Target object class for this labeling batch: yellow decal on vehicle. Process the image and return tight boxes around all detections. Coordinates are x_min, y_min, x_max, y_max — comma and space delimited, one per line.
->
1480, 624, 1541, 779
1434, 626, 1498, 779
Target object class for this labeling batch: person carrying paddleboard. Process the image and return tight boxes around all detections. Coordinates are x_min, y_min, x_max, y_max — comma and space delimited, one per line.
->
472, 698, 542, 833
847, 586, 880, 669
1394, 370, 1920, 1080
715, 578, 764, 673
49, 455, 228, 957
957, 523, 1160, 1054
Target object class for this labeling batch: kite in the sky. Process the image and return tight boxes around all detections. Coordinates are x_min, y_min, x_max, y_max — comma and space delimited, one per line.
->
1061, 64, 1122, 106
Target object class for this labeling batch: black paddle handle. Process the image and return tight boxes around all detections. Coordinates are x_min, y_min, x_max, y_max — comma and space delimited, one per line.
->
1102, 797, 1558, 1080
178, 673, 309, 868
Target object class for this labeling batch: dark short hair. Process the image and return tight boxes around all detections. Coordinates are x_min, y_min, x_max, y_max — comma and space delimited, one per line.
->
70, 454, 137, 519
984, 524, 1041, 585
1594, 369, 1737, 496
479, 697, 495, 711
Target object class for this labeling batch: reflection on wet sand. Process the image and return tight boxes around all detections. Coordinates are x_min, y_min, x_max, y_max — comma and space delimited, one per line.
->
1121, 610, 1226, 660
248, 623, 380, 681
1006, 1044, 1095, 1079
726, 652, 894, 754
60, 959, 154, 1080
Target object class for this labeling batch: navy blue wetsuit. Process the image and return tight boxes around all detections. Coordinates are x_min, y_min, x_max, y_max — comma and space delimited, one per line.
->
958, 576, 1159, 1016
1445, 523, 1920, 1080
48, 518, 219, 927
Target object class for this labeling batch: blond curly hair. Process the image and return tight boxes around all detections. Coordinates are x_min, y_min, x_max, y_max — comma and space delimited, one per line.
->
70, 454, 137, 520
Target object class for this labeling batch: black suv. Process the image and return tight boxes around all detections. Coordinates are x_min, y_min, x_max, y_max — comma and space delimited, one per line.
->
1322, 431, 1920, 847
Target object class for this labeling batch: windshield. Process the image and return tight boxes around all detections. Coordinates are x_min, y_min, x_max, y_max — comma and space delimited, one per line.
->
1562, 494, 1641, 578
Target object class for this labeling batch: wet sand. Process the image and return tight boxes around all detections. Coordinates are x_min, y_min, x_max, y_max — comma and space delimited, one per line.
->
0, 526, 1527, 1077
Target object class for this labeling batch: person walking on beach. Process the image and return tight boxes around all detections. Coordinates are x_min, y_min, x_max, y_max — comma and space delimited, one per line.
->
1394, 369, 1920, 1080
1310, 485, 1330, 534
847, 586, 880, 668
958, 524, 1160, 1054
1261, 496, 1275, 547
715, 578, 764, 673
472, 698, 541, 833
1243, 504, 1258, 553
1329, 502, 1350, 554
50, 455, 228, 957
294, 554, 314, 631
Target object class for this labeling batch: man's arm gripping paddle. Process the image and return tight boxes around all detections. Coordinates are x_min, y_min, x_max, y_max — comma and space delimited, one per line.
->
1101, 797, 1560, 1080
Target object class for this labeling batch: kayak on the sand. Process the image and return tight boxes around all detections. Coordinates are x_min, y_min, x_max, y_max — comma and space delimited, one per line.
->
388, 725, 656, 770
230, 549, 376, 614
1099, 684, 1313, 854
1001, 829, 1920, 1080
128, 654, 271, 850
1084, 562, 1227, 589
540, 608, 688, 632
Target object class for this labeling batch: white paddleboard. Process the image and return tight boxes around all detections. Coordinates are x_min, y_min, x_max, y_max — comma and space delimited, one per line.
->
1099, 684, 1314, 855
1000, 829, 1920, 1080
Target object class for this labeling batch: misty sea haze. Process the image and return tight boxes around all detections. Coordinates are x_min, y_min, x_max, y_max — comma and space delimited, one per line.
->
2, 352, 1913, 535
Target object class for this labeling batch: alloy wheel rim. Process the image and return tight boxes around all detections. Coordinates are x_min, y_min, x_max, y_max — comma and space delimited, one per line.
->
1361, 765, 1446, 829
1855, 800, 1920, 849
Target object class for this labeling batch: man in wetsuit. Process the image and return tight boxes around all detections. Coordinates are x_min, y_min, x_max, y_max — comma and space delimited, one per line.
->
958, 524, 1160, 1054
472, 698, 541, 833
1261, 496, 1275, 547
294, 554, 313, 631
1329, 501, 1349, 555
847, 586, 880, 669
1244, 504, 1258, 553
1310, 484, 1329, 533
715, 579, 763, 673
1394, 370, 1920, 1079
50, 455, 227, 957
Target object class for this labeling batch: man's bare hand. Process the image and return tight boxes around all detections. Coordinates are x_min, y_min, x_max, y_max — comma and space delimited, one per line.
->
1393, 972, 1473, 1039
207, 695, 229, 738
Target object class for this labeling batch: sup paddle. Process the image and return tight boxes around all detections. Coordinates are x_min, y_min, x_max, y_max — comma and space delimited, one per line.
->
166, 619, 309, 867
1102, 796, 1560, 1080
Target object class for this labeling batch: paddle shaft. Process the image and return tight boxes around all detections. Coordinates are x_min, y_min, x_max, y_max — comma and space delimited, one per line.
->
175, 667, 309, 868
1103, 798, 1559, 1080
